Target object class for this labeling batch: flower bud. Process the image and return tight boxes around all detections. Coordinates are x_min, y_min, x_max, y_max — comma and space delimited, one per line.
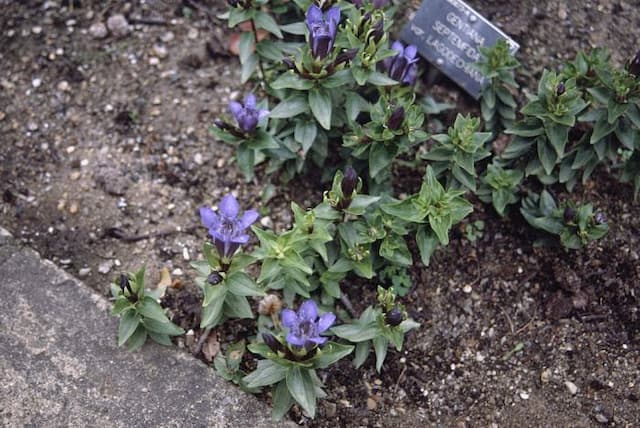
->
118, 273, 131, 293
629, 50, 640, 77
207, 271, 223, 285
214, 119, 231, 130
227, 0, 239, 7
282, 56, 296, 70
563, 207, 576, 223
341, 166, 358, 198
387, 106, 405, 130
385, 308, 403, 327
594, 212, 607, 225
262, 333, 281, 353
372, 0, 388, 8
556, 81, 566, 96
369, 19, 384, 44
333, 48, 359, 67
258, 294, 283, 316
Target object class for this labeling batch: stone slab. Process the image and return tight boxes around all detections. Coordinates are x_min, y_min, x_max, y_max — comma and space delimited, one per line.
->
0, 227, 283, 427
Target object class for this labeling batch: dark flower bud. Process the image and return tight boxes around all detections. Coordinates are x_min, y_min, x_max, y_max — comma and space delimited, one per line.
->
369, 19, 384, 44
594, 212, 607, 224
629, 50, 640, 77
373, 0, 388, 8
385, 308, 403, 327
352, 0, 363, 8
556, 81, 566, 96
282, 56, 296, 70
563, 207, 576, 223
262, 332, 281, 353
341, 166, 358, 198
207, 271, 223, 285
387, 106, 405, 130
227, 0, 239, 7
333, 48, 359, 67
214, 119, 231, 130
118, 273, 131, 293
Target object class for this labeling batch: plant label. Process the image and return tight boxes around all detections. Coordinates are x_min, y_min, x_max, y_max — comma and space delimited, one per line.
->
401, 0, 519, 98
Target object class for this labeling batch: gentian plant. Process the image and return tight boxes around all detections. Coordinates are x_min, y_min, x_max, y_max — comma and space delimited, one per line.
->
111, 267, 184, 351
244, 299, 353, 420
192, 193, 265, 329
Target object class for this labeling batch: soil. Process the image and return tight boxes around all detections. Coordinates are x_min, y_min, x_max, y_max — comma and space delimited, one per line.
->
1, 0, 639, 427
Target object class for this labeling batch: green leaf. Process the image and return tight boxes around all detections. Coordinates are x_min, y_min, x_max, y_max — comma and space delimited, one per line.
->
354, 341, 371, 368
309, 88, 332, 130
148, 331, 173, 346
373, 336, 389, 372
223, 293, 254, 319
367, 71, 399, 86
241, 53, 258, 84
279, 22, 305, 35
272, 380, 295, 421
118, 311, 141, 347
537, 138, 557, 176
253, 11, 283, 38
112, 297, 133, 315
244, 359, 288, 388
226, 272, 264, 296
332, 323, 379, 342
201, 284, 227, 328
415, 226, 439, 266
294, 120, 317, 154
544, 121, 569, 157
126, 325, 147, 352
141, 318, 184, 336
590, 115, 616, 144
312, 342, 354, 369
286, 366, 317, 417
369, 141, 395, 178
138, 296, 169, 322
269, 95, 309, 118
228, 8, 251, 27
321, 69, 353, 88
271, 72, 314, 90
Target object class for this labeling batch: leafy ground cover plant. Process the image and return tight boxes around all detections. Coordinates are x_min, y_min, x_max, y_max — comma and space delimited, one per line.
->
111, 267, 184, 351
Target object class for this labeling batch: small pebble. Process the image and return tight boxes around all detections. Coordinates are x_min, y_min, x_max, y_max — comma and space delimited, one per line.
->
149, 57, 160, 66
172, 268, 184, 276
463, 284, 472, 293
89, 22, 108, 39
107, 14, 131, 37
565, 381, 578, 395
27, 121, 39, 132
260, 216, 273, 229
193, 153, 203, 165
153, 44, 168, 59
187, 28, 198, 39
78, 267, 91, 278
160, 31, 174, 42
57, 80, 70, 92
32, 26, 43, 35
519, 391, 530, 400
182, 247, 190, 261
69, 202, 79, 214
98, 260, 114, 275
32, 78, 42, 88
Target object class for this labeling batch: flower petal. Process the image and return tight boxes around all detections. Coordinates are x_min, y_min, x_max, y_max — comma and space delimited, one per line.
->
317, 312, 336, 333
299, 300, 318, 321
199, 207, 218, 229
230, 233, 250, 244
404, 44, 418, 61
244, 93, 256, 109
326, 6, 341, 25
281, 309, 299, 329
308, 336, 327, 345
219, 194, 240, 218
258, 109, 270, 121
391, 40, 404, 55
239, 209, 259, 229
229, 100, 243, 118
286, 332, 305, 347
306, 4, 323, 29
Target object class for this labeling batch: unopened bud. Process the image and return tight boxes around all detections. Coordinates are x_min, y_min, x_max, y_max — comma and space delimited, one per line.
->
334, 48, 359, 67
594, 212, 607, 225
262, 333, 281, 353
387, 106, 405, 130
227, 0, 239, 7
385, 308, 403, 327
118, 273, 131, 293
207, 271, 223, 285
629, 50, 640, 77
341, 166, 358, 198
556, 81, 566, 96
214, 119, 231, 130
563, 207, 576, 223
258, 294, 283, 316
369, 19, 384, 44
282, 57, 296, 70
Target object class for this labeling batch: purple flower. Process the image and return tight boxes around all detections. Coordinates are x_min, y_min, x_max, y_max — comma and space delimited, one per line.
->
200, 194, 259, 262
229, 93, 269, 134
306, 5, 341, 60
381, 41, 418, 85
282, 300, 335, 350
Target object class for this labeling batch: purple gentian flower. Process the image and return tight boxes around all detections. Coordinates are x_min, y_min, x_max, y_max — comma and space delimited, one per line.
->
381, 40, 418, 85
229, 93, 269, 134
200, 194, 259, 262
306, 5, 341, 60
282, 300, 335, 350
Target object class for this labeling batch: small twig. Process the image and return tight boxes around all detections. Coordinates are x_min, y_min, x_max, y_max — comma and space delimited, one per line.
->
499, 305, 515, 335
103, 225, 197, 242
193, 327, 213, 356
128, 17, 171, 27
392, 366, 407, 401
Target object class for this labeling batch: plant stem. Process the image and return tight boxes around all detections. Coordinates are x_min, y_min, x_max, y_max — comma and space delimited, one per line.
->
249, 18, 266, 87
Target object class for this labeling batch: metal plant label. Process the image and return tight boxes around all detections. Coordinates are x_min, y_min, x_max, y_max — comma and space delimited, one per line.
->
401, 0, 519, 98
